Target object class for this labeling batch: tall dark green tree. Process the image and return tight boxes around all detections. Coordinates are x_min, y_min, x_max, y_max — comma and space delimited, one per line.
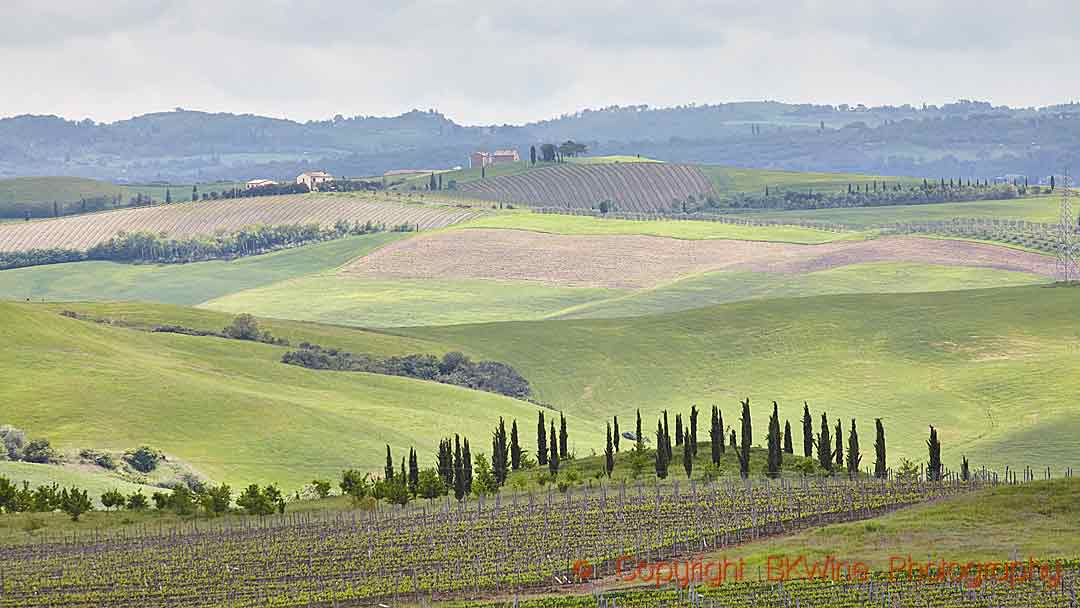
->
548, 423, 559, 475
817, 414, 833, 473
463, 438, 473, 493
846, 419, 860, 478
492, 418, 509, 485
537, 411, 548, 466
834, 419, 844, 472
530, 145, 537, 165
662, 411, 672, 461
559, 413, 568, 459
613, 416, 620, 452
654, 419, 669, 479
729, 429, 737, 451
960, 456, 970, 482
437, 438, 453, 487
802, 402, 814, 459
510, 419, 522, 470
429, 173, 437, 190
192, 185, 198, 201
675, 414, 683, 446
682, 430, 693, 478
738, 399, 752, 479
165, 188, 172, 204
408, 447, 419, 496
873, 419, 887, 479
783, 421, 794, 454
926, 426, 942, 481
453, 436, 465, 500
604, 422, 615, 478
635, 409, 644, 452
689, 405, 699, 456
384, 445, 394, 481
766, 402, 782, 477
710, 405, 722, 464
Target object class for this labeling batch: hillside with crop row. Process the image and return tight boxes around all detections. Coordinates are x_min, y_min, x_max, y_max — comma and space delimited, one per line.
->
457, 163, 714, 211
0, 193, 486, 252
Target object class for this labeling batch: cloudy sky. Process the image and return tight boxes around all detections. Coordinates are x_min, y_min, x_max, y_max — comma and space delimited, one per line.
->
4, 0, 1079, 125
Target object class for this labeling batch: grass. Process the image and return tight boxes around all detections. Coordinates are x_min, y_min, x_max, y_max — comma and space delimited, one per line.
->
0, 461, 160, 507
0, 302, 596, 491
0, 177, 126, 218
728, 195, 1062, 227
393, 156, 662, 190
202, 278, 621, 328
0, 232, 405, 305
396, 284, 1080, 472
456, 212, 863, 244
557, 263, 1049, 319
728, 478, 1080, 570
698, 166, 924, 196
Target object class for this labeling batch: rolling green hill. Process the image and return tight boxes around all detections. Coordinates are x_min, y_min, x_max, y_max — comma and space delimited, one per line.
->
0, 177, 127, 219
698, 165, 923, 195
0, 302, 591, 490
728, 194, 1062, 226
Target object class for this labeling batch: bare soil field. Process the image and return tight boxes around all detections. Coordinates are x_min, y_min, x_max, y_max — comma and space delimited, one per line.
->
342, 229, 1054, 288
0, 194, 485, 252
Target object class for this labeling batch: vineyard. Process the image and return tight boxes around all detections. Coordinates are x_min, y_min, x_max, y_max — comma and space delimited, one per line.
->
0, 478, 976, 607
0, 194, 486, 253
457, 164, 715, 212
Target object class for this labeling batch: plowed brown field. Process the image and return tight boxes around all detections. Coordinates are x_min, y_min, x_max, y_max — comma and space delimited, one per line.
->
342, 230, 1054, 288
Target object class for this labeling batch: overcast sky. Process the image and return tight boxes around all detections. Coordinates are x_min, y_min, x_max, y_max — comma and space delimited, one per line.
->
4, 0, 1079, 125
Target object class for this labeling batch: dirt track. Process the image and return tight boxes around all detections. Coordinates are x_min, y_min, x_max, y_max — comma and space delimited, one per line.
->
342, 229, 1055, 289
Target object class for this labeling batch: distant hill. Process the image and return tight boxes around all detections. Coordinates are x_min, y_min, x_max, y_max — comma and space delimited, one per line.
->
2, 101, 1078, 183
0, 177, 126, 219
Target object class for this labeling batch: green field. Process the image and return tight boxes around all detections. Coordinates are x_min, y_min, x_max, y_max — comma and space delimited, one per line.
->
125, 181, 244, 203
0, 302, 590, 490
0, 233, 405, 305
698, 166, 924, 195
0, 177, 127, 218
0, 461, 161, 508
395, 285, 1080, 472
729, 194, 1062, 226
457, 212, 862, 243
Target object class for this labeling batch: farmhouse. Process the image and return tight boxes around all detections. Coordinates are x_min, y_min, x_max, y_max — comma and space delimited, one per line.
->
469, 150, 520, 168
245, 179, 278, 189
296, 171, 334, 191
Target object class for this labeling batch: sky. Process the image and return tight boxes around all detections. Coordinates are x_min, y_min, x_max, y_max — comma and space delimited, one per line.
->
3, 0, 1079, 126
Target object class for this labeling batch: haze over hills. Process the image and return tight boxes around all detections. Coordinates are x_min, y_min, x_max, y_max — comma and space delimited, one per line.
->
3, 99, 1080, 183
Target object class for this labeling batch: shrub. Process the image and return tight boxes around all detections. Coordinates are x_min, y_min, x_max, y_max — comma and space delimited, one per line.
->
310, 479, 331, 499
201, 484, 232, 515
151, 491, 170, 510
127, 491, 148, 510
123, 446, 164, 473
22, 439, 58, 464
340, 469, 371, 497
236, 484, 284, 515
416, 469, 446, 500
223, 314, 261, 341
60, 487, 93, 521
79, 449, 117, 469
101, 489, 126, 511
0, 425, 26, 460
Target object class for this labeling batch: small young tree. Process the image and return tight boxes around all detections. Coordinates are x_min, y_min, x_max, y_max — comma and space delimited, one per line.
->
126, 491, 148, 511
509, 419, 522, 471
202, 484, 232, 515
604, 422, 615, 478
874, 419, 887, 479
834, 419, 844, 472
689, 405, 699, 456
926, 426, 942, 482
817, 413, 833, 473
559, 414, 568, 460
417, 468, 446, 500
311, 479, 332, 499
408, 448, 419, 496
548, 423, 559, 475
101, 489, 126, 512
654, 419, 669, 479
635, 409, 644, 452
710, 405, 722, 465
675, 414, 684, 447
729, 429, 737, 452
802, 402, 814, 459
463, 438, 473, 493
662, 411, 672, 462
237, 484, 274, 515
846, 419, 861, 478
783, 420, 794, 454
960, 456, 970, 482
60, 487, 92, 521
738, 399, 752, 479
682, 430, 693, 479
384, 445, 394, 482
766, 402, 782, 478
453, 435, 465, 500
613, 416, 620, 453
536, 411, 548, 466
471, 454, 499, 496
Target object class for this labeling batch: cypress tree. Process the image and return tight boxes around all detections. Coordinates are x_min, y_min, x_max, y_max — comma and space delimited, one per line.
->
408, 447, 419, 495
961, 456, 970, 482
675, 414, 683, 446
613, 416, 620, 452
165, 188, 172, 204
689, 405, 699, 456
817, 414, 833, 473
729, 429, 737, 452
437, 438, 453, 487
559, 413, 568, 459
510, 419, 521, 470
710, 405, 722, 464
463, 438, 472, 493
400, 457, 406, 489
783, 420, 794, 454
846, 419, 860, 478
654, 419, 669, 479
384, 445, 394, 481
926, 426, 942, 481
738, 399, 752, 479
492, 418, 509, 485
635, 409, 644, 452
192, 185, 198, 201
834, 419, 844, 472
766, 402, 781, 478
453, 436, 465, 500
429, 173, 437, 190
682, 430, 693, 478
530, 145, 537, 165
537, 411, 547, 466
604, 422, 615, 478
802, 402, 813, 459
548, 423, 559, 475
662, 411, 672, 461
874, 419, 887, 479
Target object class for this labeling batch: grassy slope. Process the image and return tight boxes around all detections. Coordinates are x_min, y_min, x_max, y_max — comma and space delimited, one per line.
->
730, 479, 1080, 569
0, 176, 126, 206
0, 303, 590, 490
729, 195, 1061, 227
456, 212, 863, 244
0, 461, 160, 507
0, 232, 405, 305
397, 285, 1080, 472
698, 166, 924, 195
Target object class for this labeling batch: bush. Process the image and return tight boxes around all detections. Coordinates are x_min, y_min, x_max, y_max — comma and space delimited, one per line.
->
79, 449, 117, 470
310, 479, 332, 499
60, 487, 93, 521
22, 439, 58, 464
0, 426, 26, 460
101, 489, 126, 511
124, 446, 164, 473
127, 491, 148, 510
340, 469, 371, 497
223, 314, 261, 341
201, 484, 232, 515
236, 484, 284, 515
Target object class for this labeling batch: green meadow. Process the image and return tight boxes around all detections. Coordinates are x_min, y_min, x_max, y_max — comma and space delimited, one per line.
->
730, 194, 1062, 226
698, 165, 924, 195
